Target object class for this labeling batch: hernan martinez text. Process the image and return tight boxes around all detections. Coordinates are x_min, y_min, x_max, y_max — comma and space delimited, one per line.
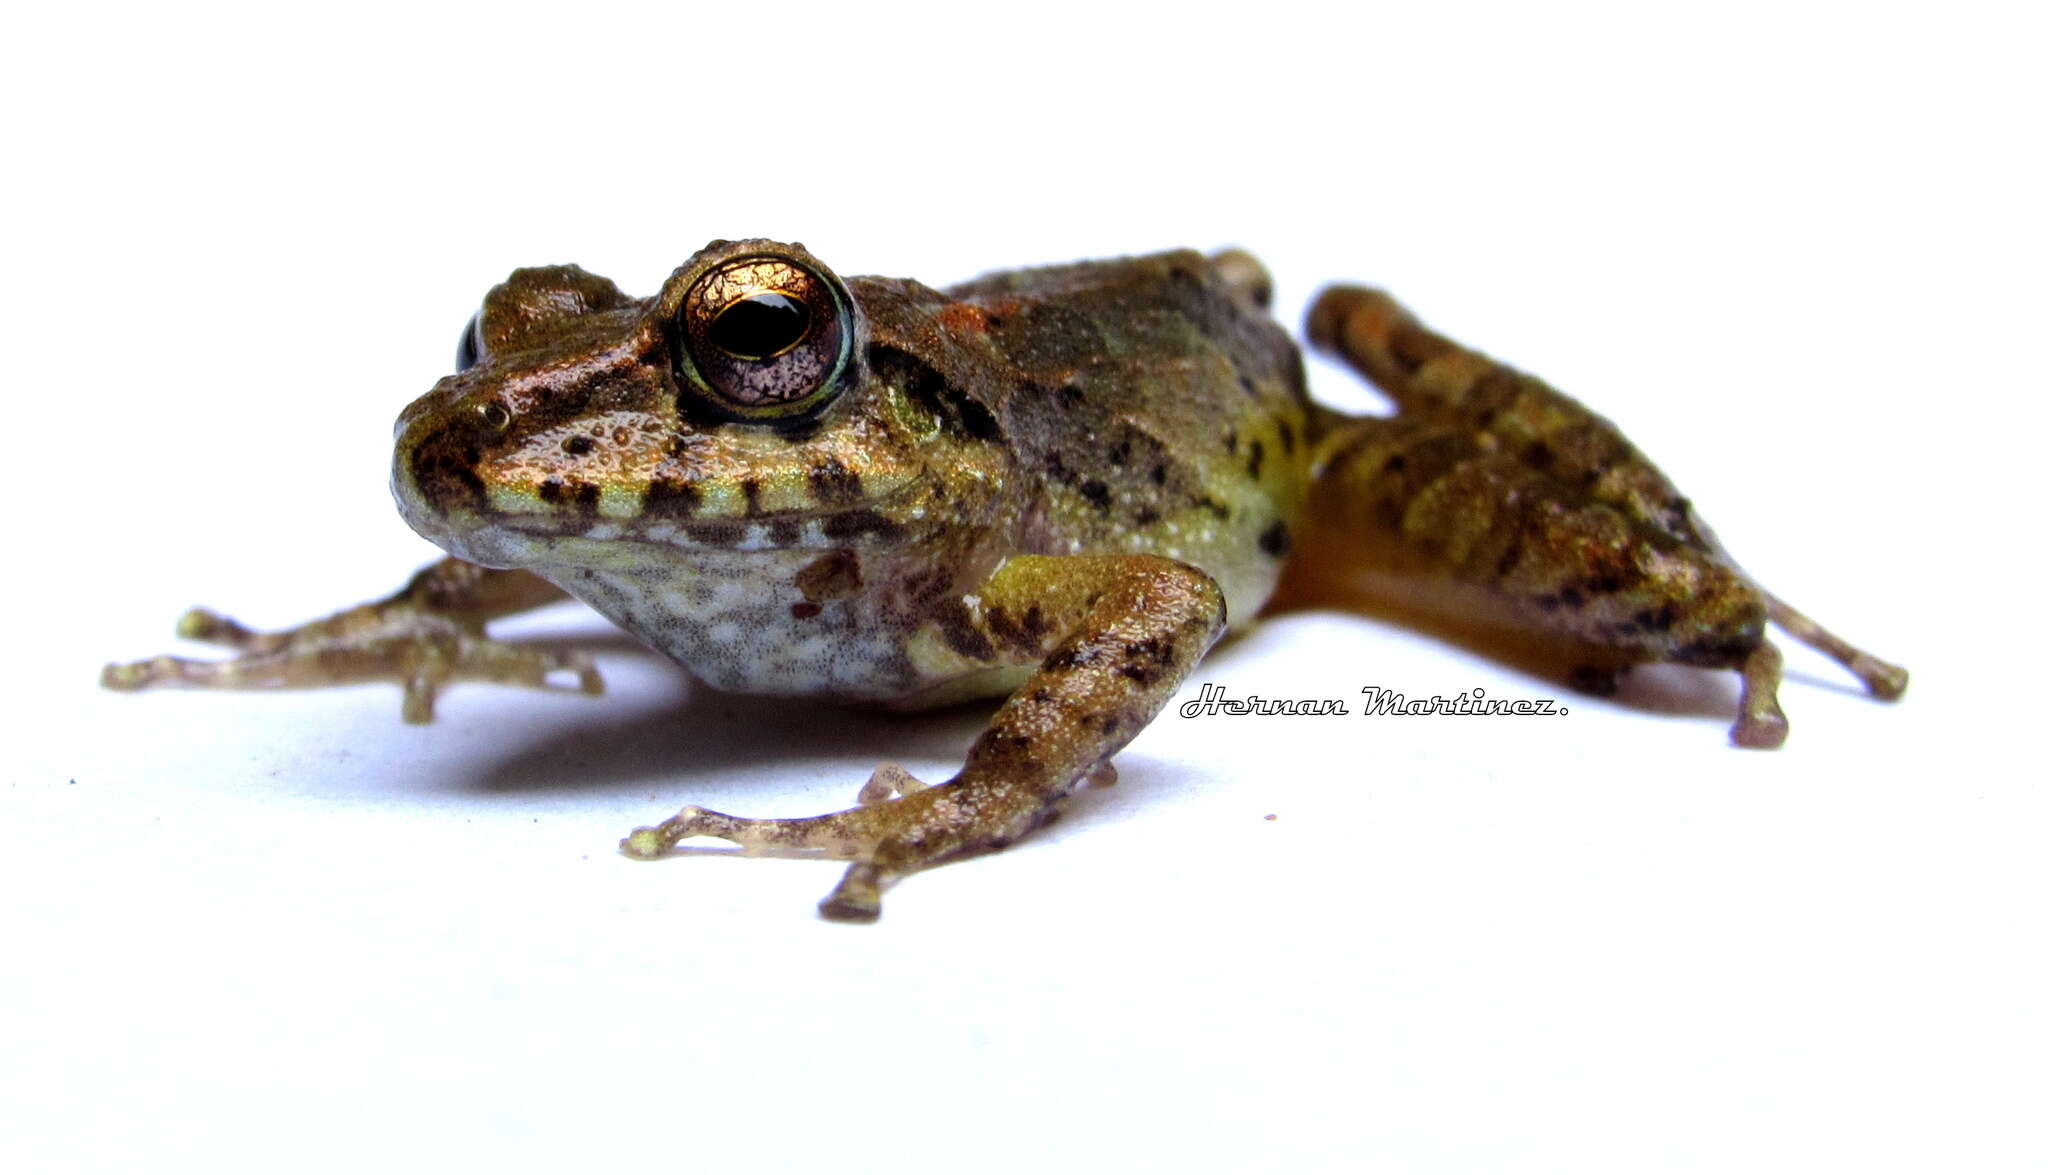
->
1177, 682, 1569, 719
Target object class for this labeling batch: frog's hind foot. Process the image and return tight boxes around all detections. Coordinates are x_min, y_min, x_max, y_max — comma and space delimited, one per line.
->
1765, 594, 1909, 701
1723, 594, 1907, 749
1734, 641, 1791, 750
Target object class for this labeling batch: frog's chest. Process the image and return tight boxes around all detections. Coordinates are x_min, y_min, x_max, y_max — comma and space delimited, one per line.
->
550, 549, 975, 700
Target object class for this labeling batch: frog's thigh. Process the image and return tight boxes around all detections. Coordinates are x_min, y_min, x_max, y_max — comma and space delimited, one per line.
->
1304, 284, 1906, 714
621, 554, 1226, 922
1283, 414, 1805, 742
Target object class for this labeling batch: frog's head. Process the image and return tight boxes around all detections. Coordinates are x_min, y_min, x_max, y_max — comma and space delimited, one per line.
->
394, 239, 984, 572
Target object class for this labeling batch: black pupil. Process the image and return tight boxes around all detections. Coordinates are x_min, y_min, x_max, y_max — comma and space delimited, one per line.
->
707, 292, 811, 360
455, 311, 482, 372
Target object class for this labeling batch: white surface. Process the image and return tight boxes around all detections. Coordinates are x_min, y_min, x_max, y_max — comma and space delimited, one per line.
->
5, 3, 2042, 1172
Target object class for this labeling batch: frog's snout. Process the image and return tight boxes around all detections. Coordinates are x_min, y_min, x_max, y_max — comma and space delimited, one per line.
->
393, 372, 467, 441
391, 378, 497, 550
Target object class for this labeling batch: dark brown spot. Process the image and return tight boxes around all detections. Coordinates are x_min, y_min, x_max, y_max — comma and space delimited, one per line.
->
739, 478, 763, 516
1258, 520, 1291, 558
644, 478, 702, 518
1494, 541, 1523, 580
1133, 506, 1159, 525
821, 510, 902, 541
1194, 495, 1230, 521
1674, 635, 1755, 668
1524, 441, 1555, 471
1247, 440, 1265, 480
1043, 644, 1107, 673
1570, 666, 1620, 695
562, 435, 594, 456
795, 550, 863, 601
807, 457, 863, 506
789, 602, 822, 620
1118, 664, 1159, 685
1125, 637, 1175, 665
931, 598, 995, 661
1057, 383, 1085, 407
691, 520, 746, 546
986, 605, 1023, 648
538, 477, 565, 503
868, 344, 1003, 444
1150, 463, 1168, 486
778, 417, 827, 444
1079, 479, 1111, 509
1383, 454, 1407, 474
1277, 419, 1296, 455
1635, 604, 1678, 632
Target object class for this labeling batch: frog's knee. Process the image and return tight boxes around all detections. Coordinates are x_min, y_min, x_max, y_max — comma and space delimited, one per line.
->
1210, 248, 1272, 309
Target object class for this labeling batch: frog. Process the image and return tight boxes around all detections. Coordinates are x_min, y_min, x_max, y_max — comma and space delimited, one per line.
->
103, 239, 1908, 921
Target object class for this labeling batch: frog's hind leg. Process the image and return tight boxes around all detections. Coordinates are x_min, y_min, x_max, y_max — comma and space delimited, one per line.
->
1763, 594, 1909, 700
622, 554, 1223, 921
102, 557, 602, 723
1209, 248, 1275, 309
1293, 284, 1907, 744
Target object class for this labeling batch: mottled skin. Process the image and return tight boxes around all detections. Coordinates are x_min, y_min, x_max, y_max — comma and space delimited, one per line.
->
105, 239, 1907, 920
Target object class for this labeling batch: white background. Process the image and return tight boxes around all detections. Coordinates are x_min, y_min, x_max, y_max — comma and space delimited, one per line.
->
4, 2, 2042, 1172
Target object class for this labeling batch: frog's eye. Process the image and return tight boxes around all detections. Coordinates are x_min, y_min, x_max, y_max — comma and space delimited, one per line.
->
455, 311, 484, 372
671, 254, 854, 421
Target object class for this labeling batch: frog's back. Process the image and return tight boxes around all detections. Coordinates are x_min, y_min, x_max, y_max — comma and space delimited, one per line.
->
940, 250, 1312, 619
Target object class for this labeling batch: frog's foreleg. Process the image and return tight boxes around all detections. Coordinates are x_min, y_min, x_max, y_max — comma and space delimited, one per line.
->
1299, 285, 1905, 743
101, 557, 602, 723
621, 554, 1224, 921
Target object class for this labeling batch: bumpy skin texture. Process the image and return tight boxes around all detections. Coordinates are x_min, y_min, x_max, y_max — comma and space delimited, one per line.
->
104, 241, 1906, 919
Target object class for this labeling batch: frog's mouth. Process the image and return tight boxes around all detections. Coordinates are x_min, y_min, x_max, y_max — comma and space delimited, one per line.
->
394, 445, 918, 572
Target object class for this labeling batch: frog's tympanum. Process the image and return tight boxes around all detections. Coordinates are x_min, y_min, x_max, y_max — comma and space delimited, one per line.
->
105, 241, 1908, 920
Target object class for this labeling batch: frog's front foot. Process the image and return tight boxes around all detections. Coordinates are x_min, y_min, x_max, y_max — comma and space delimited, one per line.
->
619, 800, 895, 922
102, 577, 603, 723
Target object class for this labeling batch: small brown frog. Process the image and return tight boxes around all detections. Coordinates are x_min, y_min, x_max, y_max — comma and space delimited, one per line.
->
104, 240, 1907, 920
